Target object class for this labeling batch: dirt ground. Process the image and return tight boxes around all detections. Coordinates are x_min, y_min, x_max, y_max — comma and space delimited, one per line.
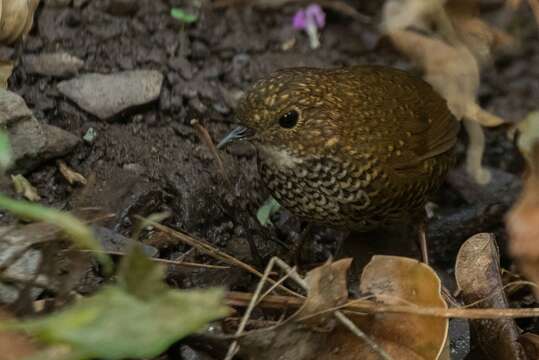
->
4, 0, 539, 358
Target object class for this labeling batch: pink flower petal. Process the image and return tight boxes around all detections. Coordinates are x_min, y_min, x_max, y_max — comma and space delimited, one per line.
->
293, 9, 307, 29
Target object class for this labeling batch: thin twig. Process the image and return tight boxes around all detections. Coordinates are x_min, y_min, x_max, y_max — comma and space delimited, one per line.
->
0, 274, 52, 290
334, 311, 393, 360
225, 257, 279, 360
140, 218, 304, 298
273, 257, 307, 288
256, 267, 296, 308
75, 249, 229, 269
459, 280, 538, 309
0, 245, 32, 273
227, 291, 539, 319
190, 118, 229, 183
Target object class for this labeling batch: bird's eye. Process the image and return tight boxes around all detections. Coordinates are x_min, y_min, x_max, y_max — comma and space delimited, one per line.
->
278, 110, 299, 129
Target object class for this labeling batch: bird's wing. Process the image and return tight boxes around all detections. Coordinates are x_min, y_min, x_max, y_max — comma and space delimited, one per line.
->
339, 66, 460, 172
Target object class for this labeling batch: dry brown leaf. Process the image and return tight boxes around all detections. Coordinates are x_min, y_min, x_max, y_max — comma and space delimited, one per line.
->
508, 0, 539, 25
382, 0, 509, 184
0, 309, 39, 360
519, 332, 539, 359
514, 111, 539, 165
507, 148, 539, 301
447, 0, 515, 63
0, 0, 40, 45
11, 174, 41, 201
507, 114, 539, 300
455, 233, 527, 360
347, 255, 449, 360
382, 0, 449, 35
387, 30, 494, 183
0, 60, 14, 89
239, 256, 448, 360
293, 258, 352, 326
58, 160, 87, 185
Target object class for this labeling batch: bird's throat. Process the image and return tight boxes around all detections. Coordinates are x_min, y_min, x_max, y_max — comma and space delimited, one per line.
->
257, 145, 304, 169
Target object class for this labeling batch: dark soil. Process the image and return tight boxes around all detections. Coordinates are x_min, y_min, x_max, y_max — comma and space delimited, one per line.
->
4, 0, 539, 358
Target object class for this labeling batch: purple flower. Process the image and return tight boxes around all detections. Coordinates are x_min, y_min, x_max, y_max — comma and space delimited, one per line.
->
292, 4, 326, 49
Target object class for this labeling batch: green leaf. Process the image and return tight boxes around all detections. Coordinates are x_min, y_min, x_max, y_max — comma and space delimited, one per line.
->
117, 244, 167, 299
256, 196, 281, 226
8, 286, 228, 360
0, 194, 112, 272
170, 8, 198, 23
0, 131, 12, 171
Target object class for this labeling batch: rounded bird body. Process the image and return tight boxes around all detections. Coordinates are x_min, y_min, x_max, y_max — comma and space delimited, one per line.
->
219, 65, 459, 231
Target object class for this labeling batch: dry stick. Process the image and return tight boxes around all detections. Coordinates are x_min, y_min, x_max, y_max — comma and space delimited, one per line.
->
76, 249, 229, 269
334, 311, 392, 360
341, 302, 539, 319
227, 291, 303, 309
190, 118, 229, 182
141, 219, 304, 298
227, 291, 539, 319
224, 257, 281, 360
459, 280, 538, 309
256, 268, 295, 308
0, 245, 33, 274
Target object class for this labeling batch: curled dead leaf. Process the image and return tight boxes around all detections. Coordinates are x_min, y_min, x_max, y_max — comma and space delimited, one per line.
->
349, 255, 449, 360
382, 0, 509, 184
506, 144, 539, 300
514, 110, 539, 165
0, 0, 40, 45
507, 114, 539, 300
58, 160, 87, 185
455, 233, 527, 360
11, 174, 40, 202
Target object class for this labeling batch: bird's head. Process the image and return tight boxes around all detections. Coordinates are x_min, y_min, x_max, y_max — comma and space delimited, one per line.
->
218, 68, 344, 163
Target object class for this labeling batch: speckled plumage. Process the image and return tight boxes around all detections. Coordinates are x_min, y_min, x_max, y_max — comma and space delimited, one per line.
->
232, 65, 459, 230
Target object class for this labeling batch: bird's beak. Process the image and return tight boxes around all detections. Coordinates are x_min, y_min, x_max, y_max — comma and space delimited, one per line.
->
217, 126, 255, 149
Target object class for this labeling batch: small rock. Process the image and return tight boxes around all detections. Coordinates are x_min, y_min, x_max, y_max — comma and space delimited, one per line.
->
0, 89, 80, 173
123, 163, 145, 175
188, 97, 207, 114
0, 240, 43, 303
106, 0, 139, 15
191, 41, 210, 59
169, 56, 195, 80
0, 90, 33, 126
83, 127, 97, 143
57, 70, 164, 119
179, 345, 215, 360
73, 0, 88, 7
41, 124, 80, 160
92, 226, 158, 257
23, 52, 84, 77
9, 117, 47, 166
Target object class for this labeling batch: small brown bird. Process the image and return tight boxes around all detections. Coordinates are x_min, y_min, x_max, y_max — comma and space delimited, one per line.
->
219, 65, 459, 259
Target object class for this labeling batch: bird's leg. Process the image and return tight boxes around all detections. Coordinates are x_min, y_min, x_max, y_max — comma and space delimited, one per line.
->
416, 222, 429, 264
289, 223, 314, 265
